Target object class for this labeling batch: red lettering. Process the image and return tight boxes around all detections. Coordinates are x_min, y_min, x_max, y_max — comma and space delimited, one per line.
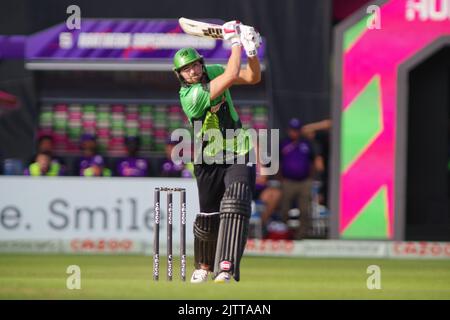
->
82, 240, 94, 250
419, 242, 428, 256
246, 239, 256, 250
259, 239, 267, 252
393, 242, 403, 254
123, 240, 132, 250
284, 240, 294, 253
445, 244, 450, 256
405, 242, 417, 255
110, 240, 118, 251
69, 239, 133, 252
71, 239, 79, 251
430, 243, 442, 256
393, 241, 450, 257
271, 240, 280, 251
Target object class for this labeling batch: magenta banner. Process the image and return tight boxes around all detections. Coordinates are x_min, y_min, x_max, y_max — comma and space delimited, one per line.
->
25, 19, 265, 61
333, 0, 450, 240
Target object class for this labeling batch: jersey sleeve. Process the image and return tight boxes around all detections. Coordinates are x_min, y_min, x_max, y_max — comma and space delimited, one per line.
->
180, 83, 211, 119
207, 64, 225, 77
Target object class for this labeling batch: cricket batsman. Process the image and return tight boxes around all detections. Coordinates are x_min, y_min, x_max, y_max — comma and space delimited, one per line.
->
173, 20, 261, 283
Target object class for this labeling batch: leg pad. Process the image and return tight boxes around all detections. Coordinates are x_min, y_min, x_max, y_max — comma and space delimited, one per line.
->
214, 182, 252, 281
193, 214, 220, 271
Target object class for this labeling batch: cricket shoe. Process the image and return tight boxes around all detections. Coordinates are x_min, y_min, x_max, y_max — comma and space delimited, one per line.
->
190, 269, 209, 283
214, 272, 231, 284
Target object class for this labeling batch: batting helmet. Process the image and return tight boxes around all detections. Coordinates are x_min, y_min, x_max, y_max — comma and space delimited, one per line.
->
173, 47, 204, 72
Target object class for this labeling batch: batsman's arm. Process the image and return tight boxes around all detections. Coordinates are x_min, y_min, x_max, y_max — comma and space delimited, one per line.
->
209, 45, 242, 100
234, 56, 261, 85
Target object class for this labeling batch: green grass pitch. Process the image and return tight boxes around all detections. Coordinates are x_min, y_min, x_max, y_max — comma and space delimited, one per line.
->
0, 254, 449, 299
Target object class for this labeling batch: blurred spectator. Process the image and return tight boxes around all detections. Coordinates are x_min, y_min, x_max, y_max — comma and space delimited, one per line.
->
116, 136, 149, 177
2, 158, 23, 175
37, 134, 54, 154
27, 134, 66, 173
24, 151, 64, 176
75, 134, 102, 176
301, 119, 331, 206
301, 119, 331, 134
279, 118, 324, 239
254, 156, 282, 227
82, 155, 112, 177
159, 139, 194, 178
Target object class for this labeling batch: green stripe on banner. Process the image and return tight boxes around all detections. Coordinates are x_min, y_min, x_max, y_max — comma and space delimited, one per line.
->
343, 16, 368, 51
341, 75, 382, 172
342, 186, 388, 239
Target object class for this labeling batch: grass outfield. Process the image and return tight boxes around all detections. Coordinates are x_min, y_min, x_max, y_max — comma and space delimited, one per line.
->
0, 254, 449, 299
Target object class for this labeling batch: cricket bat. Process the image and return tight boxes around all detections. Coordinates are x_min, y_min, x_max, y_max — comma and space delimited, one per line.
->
178, 17, 225, 39
179, 17, 261, 50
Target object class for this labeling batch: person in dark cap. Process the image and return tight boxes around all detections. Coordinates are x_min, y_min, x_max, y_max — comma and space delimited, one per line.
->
115, 136, 149, 177
288, 118, 302, 131
278, 118, 324, 239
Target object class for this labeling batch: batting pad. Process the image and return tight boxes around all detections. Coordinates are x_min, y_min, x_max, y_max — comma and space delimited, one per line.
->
214, 182, 252, 281
193, 214, 220, 271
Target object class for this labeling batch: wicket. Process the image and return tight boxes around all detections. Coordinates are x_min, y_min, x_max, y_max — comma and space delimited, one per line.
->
153, 187, 187, 281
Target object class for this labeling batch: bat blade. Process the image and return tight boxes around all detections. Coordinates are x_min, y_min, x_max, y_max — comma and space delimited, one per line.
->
179, 17, 224, 39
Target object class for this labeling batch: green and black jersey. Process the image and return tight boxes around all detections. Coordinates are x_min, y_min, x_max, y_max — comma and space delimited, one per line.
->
179, 64, 252, 162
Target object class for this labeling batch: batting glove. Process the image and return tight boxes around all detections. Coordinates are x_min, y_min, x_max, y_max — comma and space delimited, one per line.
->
222, 20, 242, 47
240, 26, 261, 57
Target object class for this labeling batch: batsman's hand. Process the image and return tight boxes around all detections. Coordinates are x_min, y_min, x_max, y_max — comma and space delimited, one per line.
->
240, 25, 261, 57
222, 20, 242, 47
